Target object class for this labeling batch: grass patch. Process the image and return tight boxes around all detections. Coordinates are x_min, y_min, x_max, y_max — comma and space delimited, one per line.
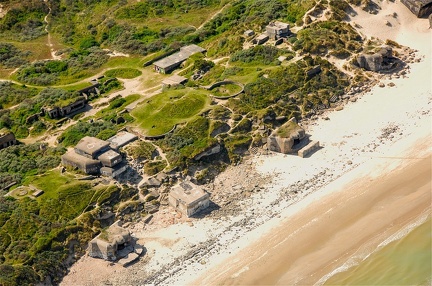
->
144, 160, 167, 175
104, 56, 145, 69
276, 120, 302, 137
210, 83, 243, 97
22, 170, 77, 201
95, 94, 140, 119
105, 68, 142, 79
131, 88, 211, 136
60, 82, 95, 92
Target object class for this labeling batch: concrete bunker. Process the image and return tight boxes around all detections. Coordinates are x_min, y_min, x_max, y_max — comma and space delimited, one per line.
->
267, 119, 307, 154
168, 179, 210, 217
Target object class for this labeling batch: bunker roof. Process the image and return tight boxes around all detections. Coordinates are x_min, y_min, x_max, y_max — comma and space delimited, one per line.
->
154, 44, 206, 69
97, 149, 121, 162
170, 181, 209, 206
62, 150, 100, 167
162, 75, 188, 86
107, 131, 138, 149
75, 136, 110, 156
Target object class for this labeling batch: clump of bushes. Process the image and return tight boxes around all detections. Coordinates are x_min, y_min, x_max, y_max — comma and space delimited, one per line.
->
16, 48, 109, 86
294, 21, 362, 56
125, 141, 156, 160
230, 46, 282, 65
57, 120, 117, 147
0, 43, 30, 68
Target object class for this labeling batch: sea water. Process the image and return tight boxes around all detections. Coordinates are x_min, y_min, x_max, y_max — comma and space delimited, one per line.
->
324, 217, 432, 285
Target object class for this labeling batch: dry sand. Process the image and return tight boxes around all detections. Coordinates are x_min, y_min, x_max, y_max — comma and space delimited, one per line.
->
60, 1, 431, 285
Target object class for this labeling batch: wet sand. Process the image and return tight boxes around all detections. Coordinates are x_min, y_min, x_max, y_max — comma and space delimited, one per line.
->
202, 154, 431, 285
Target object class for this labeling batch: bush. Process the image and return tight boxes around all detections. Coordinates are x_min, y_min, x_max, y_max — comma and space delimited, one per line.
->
231, 46, 283, 65
58, 120, 117, 147
144, 160, 167, 175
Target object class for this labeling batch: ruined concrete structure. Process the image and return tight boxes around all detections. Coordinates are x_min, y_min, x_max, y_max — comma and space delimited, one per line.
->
42, 96, 87, 119
88, 221, 132, 261
61, 136, 127, 177
357, 46, 397, 72
194, 144, 221, 161
253, 33, 269, 45
401, 0, 432, 18
298, 141, 320, 158
169, 180, 210, 217
78, 82, 100, 97
107, 131, 138, 150
265, 21, 290, 40
244, 29, 255, 37
0, 130, 17, 150
267, 119, 306, 154
161, 74, 188, 88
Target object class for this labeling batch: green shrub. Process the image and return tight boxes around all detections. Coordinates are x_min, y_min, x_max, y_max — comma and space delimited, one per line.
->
231, 46, 281, 65
144, 160, 167, 175
125, 141, 156, 160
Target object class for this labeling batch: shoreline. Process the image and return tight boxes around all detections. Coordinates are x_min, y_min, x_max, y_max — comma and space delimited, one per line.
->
205, 153, 431, 285
60, 2, 431, 285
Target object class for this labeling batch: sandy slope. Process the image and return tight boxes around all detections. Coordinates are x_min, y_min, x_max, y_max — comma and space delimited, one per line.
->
60, 2, 431, 286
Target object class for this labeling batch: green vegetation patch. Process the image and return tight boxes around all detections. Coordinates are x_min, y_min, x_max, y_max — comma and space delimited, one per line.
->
105, 68, 142, 79
159, 116, 217, 168
210, 83, 243, 98
144, 160, 167, 175
0, 1, 48, 41
58, 120, 118, 147
132, 88, 211, 136
0, 144, 65, 188
276, 120, 302, 137
0, 81, 39, 109
230, 46, 284, 65
96, 94, 140, 121
124, 141, 156, 160
295, 21, 362, 57
15, 48, 109, 86
0, 43, 30, 69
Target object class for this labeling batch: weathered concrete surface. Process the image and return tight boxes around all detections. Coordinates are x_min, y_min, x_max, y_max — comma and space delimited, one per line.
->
401, 0, 432, 18
298, 141, 320, 158
357, 46, 396, 72
267, 120, 306, 154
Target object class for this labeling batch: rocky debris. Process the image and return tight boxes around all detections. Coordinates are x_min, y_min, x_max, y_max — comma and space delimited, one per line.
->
379, 124, 400, 141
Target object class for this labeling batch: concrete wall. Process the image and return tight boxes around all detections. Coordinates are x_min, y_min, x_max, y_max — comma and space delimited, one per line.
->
298, 141, 320, 158
187, 197, 210, 217
0, 133, 16, 150
401, 0, 432, 17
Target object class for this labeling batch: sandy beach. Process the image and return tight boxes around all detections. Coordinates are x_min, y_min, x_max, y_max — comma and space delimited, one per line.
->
60, 1, 431, 285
